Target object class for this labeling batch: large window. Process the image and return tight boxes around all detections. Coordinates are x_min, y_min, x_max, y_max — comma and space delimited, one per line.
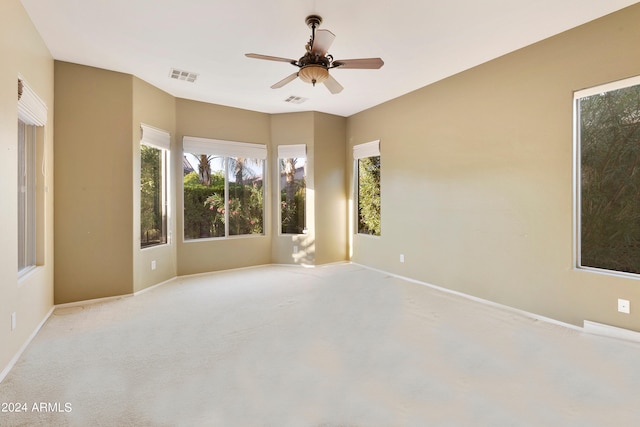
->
354, 140, 381, 236
575, 76, 640, 275
140, 124, 170, 248
17, 78, 47, 275
183, 137, 266, 239
278, 145, 306, 234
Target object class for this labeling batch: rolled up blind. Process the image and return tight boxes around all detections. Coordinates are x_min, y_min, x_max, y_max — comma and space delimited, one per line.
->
183, 136, 267, 159
18, 78, 47, 126
353, 140, 380, 159
141, 124, 170, 150
277, 144, 306, 158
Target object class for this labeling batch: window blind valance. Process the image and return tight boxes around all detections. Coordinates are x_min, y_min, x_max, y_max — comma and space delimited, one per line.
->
277, 144, 306, 159
140, 124, 171, 150
183, 136, 267, 159
353, 140, 380, 159
18, 78, 47, 126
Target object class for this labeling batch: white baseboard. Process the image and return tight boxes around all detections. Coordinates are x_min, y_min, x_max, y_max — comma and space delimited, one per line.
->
54, 294, 131, 309
352, 262, 583, 332
0, 306, 54, 384
584, 320, 640, 343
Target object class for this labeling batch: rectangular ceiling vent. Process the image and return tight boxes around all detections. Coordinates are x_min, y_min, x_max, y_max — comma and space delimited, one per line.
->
169, 68, 198, 83
284, 95, 308, 104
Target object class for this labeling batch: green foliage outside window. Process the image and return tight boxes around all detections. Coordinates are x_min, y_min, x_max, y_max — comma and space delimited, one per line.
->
280, 158, 306, 234
358, 156, 381, 236
580, 83, 640, 274
141, 145, 166, 247
183, 155, 264, 239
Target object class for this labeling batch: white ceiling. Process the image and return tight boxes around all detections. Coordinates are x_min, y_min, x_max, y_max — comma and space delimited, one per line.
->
20, 0, 639, 117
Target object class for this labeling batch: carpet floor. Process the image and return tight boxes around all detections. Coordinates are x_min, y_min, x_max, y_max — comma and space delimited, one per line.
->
1, 263, 639, 426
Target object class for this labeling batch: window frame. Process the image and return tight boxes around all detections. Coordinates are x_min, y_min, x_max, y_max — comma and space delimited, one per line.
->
17, 77, 47, 277
140, 124, 171, 249
353, 140, 381, 237
574, 74, 640, 277
278, 144, 307, 235
182, 136, 267, 241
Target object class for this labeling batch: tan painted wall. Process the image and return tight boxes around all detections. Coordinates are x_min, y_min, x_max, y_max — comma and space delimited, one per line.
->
270, 112, 316, 265
314, 113, 348, 264
348, 4, 640, 330
0, 0, 54, 376
132, 77, 177, 293
54, 62, 134, 303
175, 98, 272, 275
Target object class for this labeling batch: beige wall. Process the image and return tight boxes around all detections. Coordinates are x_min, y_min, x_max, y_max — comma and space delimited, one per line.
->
175, 98, 273, 275
0, 0, 54, 376
270, 112, 316, 265
314, 113, 348, 264
348, 4, 640, 330
54, 62, 134, 303
132, 77, 177, 293
270, 112, 348, 265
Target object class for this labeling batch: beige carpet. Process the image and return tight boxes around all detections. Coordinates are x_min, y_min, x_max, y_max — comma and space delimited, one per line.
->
1, 263, 639, 426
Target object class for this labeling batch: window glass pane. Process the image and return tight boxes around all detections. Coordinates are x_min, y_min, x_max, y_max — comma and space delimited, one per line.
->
18, 120, 36, 272
184, 154, 226, 239
280, 157, 306, 234
579, 83, 640, 274
227, 157, 264, 236
358, 155, 381, 236
141, 144, 167, 247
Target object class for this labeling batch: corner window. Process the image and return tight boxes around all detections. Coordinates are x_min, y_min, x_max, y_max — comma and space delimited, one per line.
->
354, 140, 381, 236
278, 145, 306, 234
575, 76, 640, 275
140, 125, 170, 248
183, 137, 266, 240
17, 78, 47, 275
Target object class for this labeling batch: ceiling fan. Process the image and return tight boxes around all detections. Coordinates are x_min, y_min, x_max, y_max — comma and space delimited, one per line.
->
245, 15, 384, 94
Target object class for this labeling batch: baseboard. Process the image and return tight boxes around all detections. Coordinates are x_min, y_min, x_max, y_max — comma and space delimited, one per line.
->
54, 293, 131, 309
0, 306, 55, 384
352, 262, 584, 332
134, 276, 178, 296
583, 320, 640, 343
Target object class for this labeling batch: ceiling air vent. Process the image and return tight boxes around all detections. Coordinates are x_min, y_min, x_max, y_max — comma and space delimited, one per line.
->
169, 68, 198, 83
284, 95, 308, 104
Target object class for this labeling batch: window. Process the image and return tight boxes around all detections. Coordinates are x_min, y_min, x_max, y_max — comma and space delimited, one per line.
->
183, 136, 266, 239
278, 145, 306, 234
17, 77, 47, 275
354, 140, 381, 236
140, 124, 170, 248
18, 120, 36, 272
575, 76, 640, 275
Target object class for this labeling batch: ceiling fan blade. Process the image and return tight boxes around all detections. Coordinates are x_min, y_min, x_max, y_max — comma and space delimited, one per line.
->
246, 53, 297, 65
311, 29, 336, 55
332, 58, 384, 69
323, 74, 343, 94
271, 73, 299, 89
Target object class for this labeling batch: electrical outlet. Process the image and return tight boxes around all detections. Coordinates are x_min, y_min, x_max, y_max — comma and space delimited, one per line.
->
293, 245, 298, 254
400, 254, 405, 263
11, 312, 16, 331
151, 260, 157, 270
618, 298, 630, 314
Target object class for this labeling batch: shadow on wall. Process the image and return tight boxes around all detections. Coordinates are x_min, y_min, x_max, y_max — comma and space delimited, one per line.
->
292, 234, 314, 265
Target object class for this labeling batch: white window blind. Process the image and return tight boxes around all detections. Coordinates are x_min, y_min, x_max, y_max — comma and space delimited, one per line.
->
18, 78, 47, 127
141, 124, 171, 150
353, 140, 380, 159
183, 136, 267, 159
278, 144, 306, 159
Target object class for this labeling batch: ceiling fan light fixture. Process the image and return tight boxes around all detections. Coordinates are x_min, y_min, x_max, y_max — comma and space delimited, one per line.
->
298, 64, 329, 86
